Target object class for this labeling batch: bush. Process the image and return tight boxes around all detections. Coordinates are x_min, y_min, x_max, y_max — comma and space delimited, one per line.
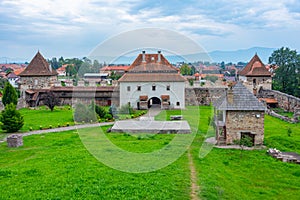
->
74, 103, 97, 123
104, 113, 113, 120
118, 104, 135, 115
95, 105, 107, 118
0, 103, 24, 132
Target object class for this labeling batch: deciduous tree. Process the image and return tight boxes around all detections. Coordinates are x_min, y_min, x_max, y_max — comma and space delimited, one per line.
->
269, 47, 300, 97
44, 91, 60, 111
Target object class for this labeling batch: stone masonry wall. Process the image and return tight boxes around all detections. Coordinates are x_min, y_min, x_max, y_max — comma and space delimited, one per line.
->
226, 111, 264, 145
259, 89, 300, 112
185, 87, 226, 106
20, 76, 57, 91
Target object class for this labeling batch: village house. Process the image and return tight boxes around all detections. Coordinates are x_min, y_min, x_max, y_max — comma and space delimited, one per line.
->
238, 54, 272, 95
6, 72, 20, 88
118, 51, 186, 109
214, 82, 266, 146
100, 65, 130, 76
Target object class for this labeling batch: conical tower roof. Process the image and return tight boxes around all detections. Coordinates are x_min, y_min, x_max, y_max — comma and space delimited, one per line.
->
19, 51, 58, 76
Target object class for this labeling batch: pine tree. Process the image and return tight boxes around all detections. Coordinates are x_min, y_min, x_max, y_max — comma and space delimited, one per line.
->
0, 103, 24, 132
2, 82, 18, 106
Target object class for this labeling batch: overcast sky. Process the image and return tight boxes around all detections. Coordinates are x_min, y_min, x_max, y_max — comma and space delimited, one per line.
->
1, 0, 300, 61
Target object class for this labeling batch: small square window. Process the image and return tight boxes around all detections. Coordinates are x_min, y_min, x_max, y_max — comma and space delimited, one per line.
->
176, 102, 180, 106
166, 85, 170, 91
127, 86, 131, 91
137, 86, 141, 91
152, 85, 156, 91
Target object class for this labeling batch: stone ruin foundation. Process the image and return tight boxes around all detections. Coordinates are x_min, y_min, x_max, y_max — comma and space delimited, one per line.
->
7, 134, 23, 148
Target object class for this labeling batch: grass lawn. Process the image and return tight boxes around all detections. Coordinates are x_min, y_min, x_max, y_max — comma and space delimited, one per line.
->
0, 106, 299, 199
0, 130, 190, 199
0, 106, 75, 137
18, 106, 75, 132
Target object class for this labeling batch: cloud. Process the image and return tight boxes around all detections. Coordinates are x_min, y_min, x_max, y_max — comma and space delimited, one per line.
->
0, 0, 300, 59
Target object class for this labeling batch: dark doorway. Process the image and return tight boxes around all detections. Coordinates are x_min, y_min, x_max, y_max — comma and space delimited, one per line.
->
148, 97, 161, 108
241, 132, 255, 146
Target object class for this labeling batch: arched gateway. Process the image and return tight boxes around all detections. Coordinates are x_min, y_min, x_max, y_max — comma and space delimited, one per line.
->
148, 97, 161, 108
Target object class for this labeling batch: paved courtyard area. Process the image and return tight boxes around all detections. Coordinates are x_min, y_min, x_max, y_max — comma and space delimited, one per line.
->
112, 105, 191, 134
111, 120, 191, 133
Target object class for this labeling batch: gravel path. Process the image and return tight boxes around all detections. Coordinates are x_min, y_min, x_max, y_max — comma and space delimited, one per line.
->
1, 107, 160, 143
0, 122, 114, 142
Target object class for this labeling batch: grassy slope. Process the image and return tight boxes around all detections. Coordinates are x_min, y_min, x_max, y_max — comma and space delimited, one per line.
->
0, 106, 299, 199
0, 129, 190, 199
189, 107, 300, 200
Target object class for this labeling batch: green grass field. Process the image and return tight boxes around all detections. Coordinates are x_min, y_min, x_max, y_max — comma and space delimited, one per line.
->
0, 106, 75, 134
0, 106, 299, 199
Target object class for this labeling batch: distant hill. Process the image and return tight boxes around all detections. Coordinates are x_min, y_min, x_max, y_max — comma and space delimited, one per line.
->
1, 47, 276, 65
208, 47, 276, 63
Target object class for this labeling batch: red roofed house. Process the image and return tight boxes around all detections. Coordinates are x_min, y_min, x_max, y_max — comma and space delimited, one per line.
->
6, 72, 20, 88
19, 51, 58, 92
238, 54, 272, 94
118, 51, 186, 109
100, 65, 130, 76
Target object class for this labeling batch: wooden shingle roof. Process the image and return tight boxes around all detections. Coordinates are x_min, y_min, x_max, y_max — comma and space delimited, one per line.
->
239, 54, 271, 77
19, 51, 58, 77
214, 82, 266, 111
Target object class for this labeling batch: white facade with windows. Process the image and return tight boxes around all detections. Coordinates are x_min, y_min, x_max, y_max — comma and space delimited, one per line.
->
119, 81, 185, 109
118, 51, 186, 109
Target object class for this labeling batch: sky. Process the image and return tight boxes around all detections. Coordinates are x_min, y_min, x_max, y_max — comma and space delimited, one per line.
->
0, 0, 300, 62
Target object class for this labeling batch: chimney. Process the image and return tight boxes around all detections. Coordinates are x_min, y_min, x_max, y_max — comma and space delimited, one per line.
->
227, 85, 233, 104
142, 51, 146, 62
157, 50, 161, 62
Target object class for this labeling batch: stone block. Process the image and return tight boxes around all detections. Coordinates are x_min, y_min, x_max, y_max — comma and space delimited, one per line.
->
7, 134, 23, 148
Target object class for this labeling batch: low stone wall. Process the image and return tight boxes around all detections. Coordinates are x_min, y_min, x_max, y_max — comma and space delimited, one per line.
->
266, 110, 298, 123
259, 89, 300, 112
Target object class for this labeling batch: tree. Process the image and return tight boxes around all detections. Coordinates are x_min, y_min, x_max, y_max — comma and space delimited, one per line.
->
2, 82, 18, 106
49, 57, 59, 69
269, 47, 300, 97
0, 103, 24, 132
180, 64, 191, 75
220, 61, 225, 69
44, 91, 60, 111
0, 78, 8, 89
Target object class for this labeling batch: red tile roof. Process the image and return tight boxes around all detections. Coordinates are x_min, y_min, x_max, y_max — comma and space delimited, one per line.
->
200, 74, 224, 78
14, 68, 25, 75
101, 65, 130, 71
19, 51, 58, 77
239, 54, 271, 77
119, 73, 186, 82
127, 53, 179, 72
118, 52, 185, 82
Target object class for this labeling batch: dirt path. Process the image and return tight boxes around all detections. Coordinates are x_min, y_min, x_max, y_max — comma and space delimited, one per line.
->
188, 148, 200, 200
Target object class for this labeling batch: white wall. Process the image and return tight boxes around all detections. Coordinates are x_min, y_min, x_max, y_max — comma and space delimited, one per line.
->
119, 81, 185, 109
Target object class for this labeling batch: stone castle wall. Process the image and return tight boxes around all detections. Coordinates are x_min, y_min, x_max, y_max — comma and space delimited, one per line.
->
259, 89, 300, 112
20, 76, 57, 90
226, 111, 265, 145
185, 87, 226, 106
